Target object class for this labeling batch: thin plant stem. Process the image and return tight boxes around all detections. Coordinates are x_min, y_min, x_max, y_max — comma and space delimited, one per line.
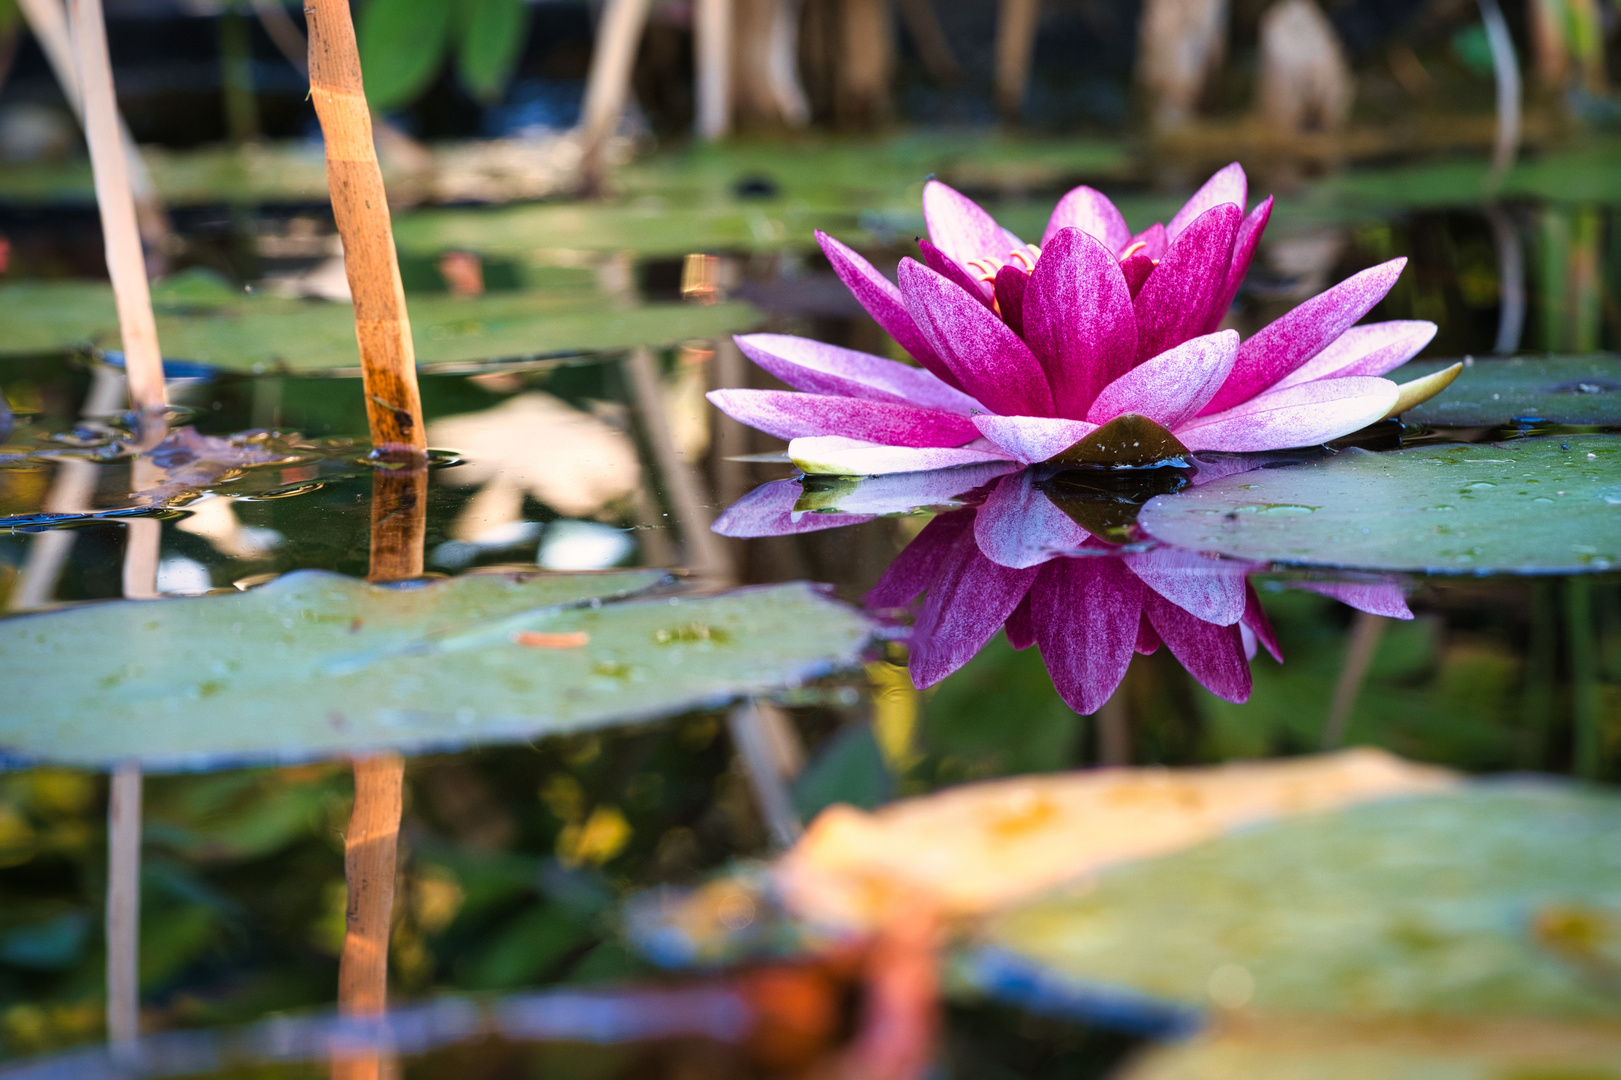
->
1566, 578, 1601, 779
693, 0, 732, 140
727, 701, 803, 848
67, 0, 167, 425
1477, 0, 1520, 195
578, 0, 653, 190
1519, 580, 1559, 769
1321, 611, 1386, 750
1096, 687, 1130, 766
305, 0, 426, 456
896, 0, 961, 86
994, 0, 1041, 122
1485, 204, 1525, 354
105, 760, 142, 1050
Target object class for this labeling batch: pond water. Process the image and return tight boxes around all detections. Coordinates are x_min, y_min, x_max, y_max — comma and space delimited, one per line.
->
1, 139, 1620, 1078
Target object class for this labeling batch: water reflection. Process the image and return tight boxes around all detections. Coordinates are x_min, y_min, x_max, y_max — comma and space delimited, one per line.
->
718, 461, 1410, 715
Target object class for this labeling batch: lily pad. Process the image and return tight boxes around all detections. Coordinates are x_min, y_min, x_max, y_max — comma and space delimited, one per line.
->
983, 785, 1621, 1024
1136, 435, 1621, 574
0, 571, 873, 771
1401, 355, 1621, 428
0, 282, 757, 373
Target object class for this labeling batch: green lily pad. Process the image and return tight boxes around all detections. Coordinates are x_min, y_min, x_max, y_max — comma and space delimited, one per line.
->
1400, 355, 1621, 428
0, 282, 757, 373
1137, 435, 1621, 574
984, 786, 1621, 1023
0, 571, 873, 771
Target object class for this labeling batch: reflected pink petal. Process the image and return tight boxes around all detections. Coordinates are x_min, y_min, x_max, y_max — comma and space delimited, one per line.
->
911, 545, 1040, 689
1203, 196, 1273, 336
1136, 613, 1161, 655
1023, 227, 1139, 418
736, 333, 983, 414
1033, 558, 1144, 715
972, 414, 1098, 465
1042, 185, 1131, 253
1124, 545, 1249, 625
1176, 377, 1399, 452
900, 260, 1057, 417
1242, 581, 1283, 662
974, 470, 1091, 569
920, 238, 995, 307
711, 478, 877, 538
1006, 593, 1036, 650
1298, 580, 1414, 619
1134, 204, 1241, 362
867, 510, 974, 609
1087, 330, 1237, 430
706, 389, 979, 447
1167, 162, 1247, 242
1144, 591, 1252, 703
1203, 258, 1407, 413
788, 436, 1015, 476
817, 230, 961, 391
1273, 321, 1437, 390
922, 179, 1024, 266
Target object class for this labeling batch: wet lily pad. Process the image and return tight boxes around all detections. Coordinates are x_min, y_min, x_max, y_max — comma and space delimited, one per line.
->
982, 785, 1621, 1025
0, 282, 757, 373
1136, 435, 1621, 574
1401, 355, 1621, 428
0, 571, 873, 771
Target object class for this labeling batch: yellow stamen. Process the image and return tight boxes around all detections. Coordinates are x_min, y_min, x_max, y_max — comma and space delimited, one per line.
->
1119, 240, 1150, 260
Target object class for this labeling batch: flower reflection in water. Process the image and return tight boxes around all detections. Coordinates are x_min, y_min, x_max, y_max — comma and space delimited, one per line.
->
716, 459, 1411, 715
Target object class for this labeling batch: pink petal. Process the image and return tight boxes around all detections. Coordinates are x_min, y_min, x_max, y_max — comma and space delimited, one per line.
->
1006, 593, 1036, 650
788, 436, 1015, 476
1177, 376, 1400, 453
1042, 185, 1131, 253
1087, 330, 1237, 430
1203, 196, 1273, 335
910, 541, 1040, 689
866, 509, 975, 609
1124, 545, 1249, 625
1136, 614, 1161, 655
1202, 258, 1408, 414
735, 333, 983, 415
1242, 581, 1282, 662
922, 179, 1023, 267
1134, 204, 1242, 362
1120, 252, 1155, 297
706, 389, 980, 447
973, 469, 1091, 569
920, 238, 996, 308
1032, 557, 1144, 715
1167, 162, 1248, 242
1297, 580, 1414, 620
1023, 227, 1139, 419
711, 478, 877, 538
972, 414, 1098, 465
1272, 321, 1437, 391
899, 260, 1057, 418
1130, 222, 1167, 260
994, 265, 1028, 337
817, 230, 962, 391
788, 458, 1019, 512
1143, 591, 1252, 703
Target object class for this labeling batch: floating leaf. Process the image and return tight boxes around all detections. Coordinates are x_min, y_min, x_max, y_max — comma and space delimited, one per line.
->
982, 786, 1621, 1025
1402, 355, 1621, 428
1137, 435, 1621, 574
0, 283, 757, 373
0, 572, 873, 771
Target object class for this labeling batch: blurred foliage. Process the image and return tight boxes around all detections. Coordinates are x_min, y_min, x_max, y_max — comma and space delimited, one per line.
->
358, 0, 530, 109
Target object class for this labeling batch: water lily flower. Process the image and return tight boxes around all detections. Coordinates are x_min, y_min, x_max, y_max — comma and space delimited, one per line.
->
706, 164, 1460, 476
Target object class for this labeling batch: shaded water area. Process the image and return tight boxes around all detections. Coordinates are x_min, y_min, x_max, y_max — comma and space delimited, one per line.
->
2, 133, 1621, 1079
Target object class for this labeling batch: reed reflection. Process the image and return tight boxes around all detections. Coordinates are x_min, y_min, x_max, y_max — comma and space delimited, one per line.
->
717, 460, 1412, 715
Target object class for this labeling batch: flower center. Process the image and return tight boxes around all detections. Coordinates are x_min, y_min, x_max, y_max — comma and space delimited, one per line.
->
966, 243, 1043, 284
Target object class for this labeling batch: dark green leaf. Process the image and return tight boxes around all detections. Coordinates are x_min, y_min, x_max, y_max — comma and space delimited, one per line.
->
358, 0, 454, 111
457, 0, 529, 103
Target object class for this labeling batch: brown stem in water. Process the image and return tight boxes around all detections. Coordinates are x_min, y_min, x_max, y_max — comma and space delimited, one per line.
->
1320, 611, 1385, 749
335, 755, 404, 1024
305, 0, 426, 456
67, 0, 167, 425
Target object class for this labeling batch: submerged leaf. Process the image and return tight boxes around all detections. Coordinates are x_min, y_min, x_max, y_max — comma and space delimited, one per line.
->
0, 572, 874, 770
1137, 435, 1621, 574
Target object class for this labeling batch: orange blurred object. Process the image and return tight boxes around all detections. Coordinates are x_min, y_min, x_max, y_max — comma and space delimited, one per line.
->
513, 630, 591, 649
438, 250, 485, 297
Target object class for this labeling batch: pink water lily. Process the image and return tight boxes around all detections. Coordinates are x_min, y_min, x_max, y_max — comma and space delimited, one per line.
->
707, 163, 1457, 476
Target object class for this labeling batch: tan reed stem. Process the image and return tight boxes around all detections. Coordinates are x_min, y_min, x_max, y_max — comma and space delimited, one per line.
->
66, 0, 166, 424
305, 0, 426, 456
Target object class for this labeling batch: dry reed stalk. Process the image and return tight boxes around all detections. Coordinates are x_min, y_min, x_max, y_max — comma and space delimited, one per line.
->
66, 0, 166, 425
305, 0, 425, 456
896, 0, 961, 87
578, 0, 653, 189
333, 753, 404, 1080
1320, 611, 1386, 749
994, 0, 1040, 121
694, 0, 733, 140
105, 760, 142, 1048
